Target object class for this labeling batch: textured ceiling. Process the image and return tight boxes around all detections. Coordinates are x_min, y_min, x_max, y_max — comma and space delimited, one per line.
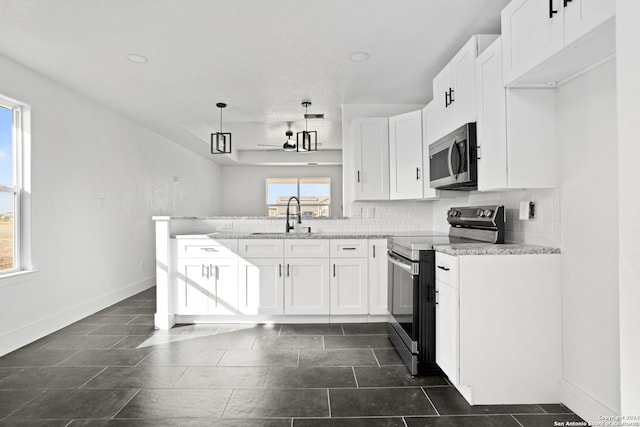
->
0, 0, 509, 162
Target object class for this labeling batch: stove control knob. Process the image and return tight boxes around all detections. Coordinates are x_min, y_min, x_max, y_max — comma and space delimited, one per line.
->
484, 209, 493, 218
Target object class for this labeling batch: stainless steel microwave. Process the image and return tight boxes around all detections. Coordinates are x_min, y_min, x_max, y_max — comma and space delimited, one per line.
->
428, 123, 477, 190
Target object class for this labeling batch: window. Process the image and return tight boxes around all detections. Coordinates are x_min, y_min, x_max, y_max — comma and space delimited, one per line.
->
0, 96, 26, 275
266, 178, 331, 218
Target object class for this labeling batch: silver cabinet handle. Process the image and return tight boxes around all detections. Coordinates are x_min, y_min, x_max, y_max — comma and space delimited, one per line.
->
435, 290, 439, 305
333, 264, 336, 277
342, 247, 357, 251
201, 247, 218, 252
357, 170, 361, 183
287, 264, 290, 277
373, 245, 376, 258
437, 265, 450, 271
416, 167, 421, 181
202, 264, 209, 278
279, 264, 282, 277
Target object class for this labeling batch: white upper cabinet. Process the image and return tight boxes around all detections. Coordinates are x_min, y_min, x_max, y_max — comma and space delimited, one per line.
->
432, 35, 499, 142
421, 102, 439, 199
352, 118, 390, 201
476, 37, 557, 191
564, 0, 615, 45
502, 0, 615, 86
388, 110, 424, 200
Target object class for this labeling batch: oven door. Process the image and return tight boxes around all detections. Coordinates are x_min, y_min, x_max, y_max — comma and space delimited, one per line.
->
387, 251, 419, 352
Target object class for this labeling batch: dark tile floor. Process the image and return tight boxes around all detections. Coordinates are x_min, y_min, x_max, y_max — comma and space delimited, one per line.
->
0, 287, 585, 426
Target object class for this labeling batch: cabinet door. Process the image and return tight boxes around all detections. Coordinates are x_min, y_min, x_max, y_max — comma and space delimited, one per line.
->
476, 38, 508, 192
450, 40, 478, 128
421, 103, 439, 199
284, 258, 331, 315
176, 259, 213, 314
564, 0, 615, 45
501, 0, 565, 85
432, 68, 453, 141
330, 258, 368, 315
388, 110, 423, 200
208, 258, 239, 315
436, 279, 459, 385
368, 239, 388, 315
238, 257, 284, 315
352, 118, 390, 200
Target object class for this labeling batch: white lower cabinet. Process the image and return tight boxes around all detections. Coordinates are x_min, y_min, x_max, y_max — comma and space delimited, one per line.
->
368, 239, 388, 315
238, 257, 284, 315
330, 258, 368, 315
435, 251, 562, 405
173, 237, 387, 319
177, 257, 239, 315
284, 258, 331, 315
435, 279, 459, 385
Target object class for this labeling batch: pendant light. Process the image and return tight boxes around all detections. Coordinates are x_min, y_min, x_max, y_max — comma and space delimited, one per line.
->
283, 130, 297, 151
296, 101, 318, 152
211, 102, 232, 154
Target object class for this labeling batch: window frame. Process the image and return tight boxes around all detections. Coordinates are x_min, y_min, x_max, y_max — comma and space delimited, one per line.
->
0, 94, 30, 279
265, 177, 331, 218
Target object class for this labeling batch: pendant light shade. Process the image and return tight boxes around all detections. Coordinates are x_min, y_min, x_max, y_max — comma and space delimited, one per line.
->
296, 101, 318, 152
211, 102, 232, 154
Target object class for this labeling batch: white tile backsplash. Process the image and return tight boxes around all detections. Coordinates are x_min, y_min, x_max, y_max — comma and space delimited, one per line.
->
171, 188, 560, 247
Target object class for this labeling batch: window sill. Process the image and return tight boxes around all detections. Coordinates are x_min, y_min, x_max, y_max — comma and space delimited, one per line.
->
0, 269, 39, 288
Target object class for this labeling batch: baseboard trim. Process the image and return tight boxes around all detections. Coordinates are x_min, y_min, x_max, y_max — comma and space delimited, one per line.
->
0, 277, 155, 356
561, 378, 619, 424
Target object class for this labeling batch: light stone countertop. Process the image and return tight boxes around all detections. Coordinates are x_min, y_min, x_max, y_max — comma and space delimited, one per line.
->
173, 232, 390, 240
433, 243, 561, 256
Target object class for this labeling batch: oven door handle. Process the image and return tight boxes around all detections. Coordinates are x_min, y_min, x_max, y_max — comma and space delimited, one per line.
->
387, 252, 419, 275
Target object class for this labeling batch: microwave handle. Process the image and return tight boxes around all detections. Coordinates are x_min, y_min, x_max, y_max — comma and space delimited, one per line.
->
447, 138, 456, 180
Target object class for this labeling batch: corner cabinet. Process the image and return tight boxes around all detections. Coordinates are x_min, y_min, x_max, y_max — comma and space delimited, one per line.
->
434, 251, 562, 405
501, 0, 615, 86
475, 37, 557, 191
388, 110, 423, 200
352, 118, 390, 201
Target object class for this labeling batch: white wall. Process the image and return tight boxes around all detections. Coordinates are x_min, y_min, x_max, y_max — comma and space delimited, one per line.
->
556, 59, 620, 418
0, 54, 222, 356
220, 165, 343, 217
616, 0, 640, 414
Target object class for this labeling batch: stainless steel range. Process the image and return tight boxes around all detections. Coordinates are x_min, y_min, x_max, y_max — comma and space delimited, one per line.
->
387, 205, 505, 375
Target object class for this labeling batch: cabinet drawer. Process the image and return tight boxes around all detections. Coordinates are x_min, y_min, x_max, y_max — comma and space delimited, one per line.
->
435, 252, 459, 288
238, 239, 284, 258
330, 239, 368, 258
176, 238, 238, 259
284, 239, 330, 258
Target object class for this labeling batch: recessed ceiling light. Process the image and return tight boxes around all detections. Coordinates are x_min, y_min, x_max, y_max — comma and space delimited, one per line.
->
349, 52, 370, 62
126, 53, 148, 64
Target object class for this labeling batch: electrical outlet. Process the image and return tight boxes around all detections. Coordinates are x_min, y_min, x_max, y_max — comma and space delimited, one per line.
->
140, 261, 146, 272
97, 197, 105, 209
172, 176, 179, 183
222, 221, 233, 229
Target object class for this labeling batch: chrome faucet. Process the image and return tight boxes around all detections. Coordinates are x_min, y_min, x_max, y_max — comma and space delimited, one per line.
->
285, 196, 302, 233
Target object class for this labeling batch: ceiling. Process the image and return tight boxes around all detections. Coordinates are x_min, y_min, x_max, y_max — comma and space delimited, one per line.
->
0, 0, 509, 164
